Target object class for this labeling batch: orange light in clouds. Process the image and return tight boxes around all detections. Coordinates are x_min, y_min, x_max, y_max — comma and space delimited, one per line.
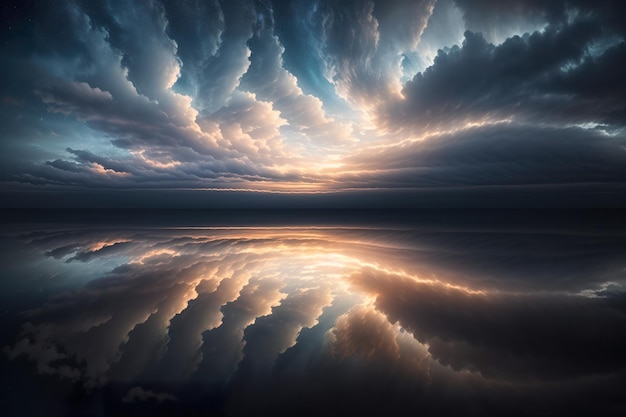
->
132, 149, 181, 169
115, 228, 488, 297
90, 162, 130, 177
180, 117, 516, 193
88, 239, 131, 252
131, 248, 179, 264
8, 225, 504, 390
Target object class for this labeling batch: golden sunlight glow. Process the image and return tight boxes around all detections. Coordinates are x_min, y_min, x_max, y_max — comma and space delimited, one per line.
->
177, 116, 516, 193
131, 248, 179, 264
88, 239, 131, 252
132, 149, 181, 169
90, 162, 130, 177
118, 228, 489, 298
9, 225, 512, 392
376, 117, 515, 150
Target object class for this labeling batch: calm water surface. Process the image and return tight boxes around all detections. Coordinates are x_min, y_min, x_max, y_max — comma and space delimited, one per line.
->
1, 210, 625, 416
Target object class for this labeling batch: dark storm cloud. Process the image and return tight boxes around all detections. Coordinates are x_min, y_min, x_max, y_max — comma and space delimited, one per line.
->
164, 0, 254, 113
65, 148, 131, 174
351, 268, 626, 381
270, 1, 340, 109
122, 386, 176, 404
309, 0, 436, 108
343, 124, 626, 189
238, 4, 352, 147
453, 0, 626, 35
2, 0, 316, 191
391, 1, 626, 132
46, 159, 83, 174
159, 0, 224, 96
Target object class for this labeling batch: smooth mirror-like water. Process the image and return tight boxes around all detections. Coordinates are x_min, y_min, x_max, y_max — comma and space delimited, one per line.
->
1, 211, 625, 416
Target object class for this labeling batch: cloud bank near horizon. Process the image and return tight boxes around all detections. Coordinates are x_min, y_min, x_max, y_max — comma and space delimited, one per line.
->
1, 0, 626, 205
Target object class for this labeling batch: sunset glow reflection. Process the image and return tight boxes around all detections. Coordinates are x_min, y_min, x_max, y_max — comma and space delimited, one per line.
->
2, 219, 626, 416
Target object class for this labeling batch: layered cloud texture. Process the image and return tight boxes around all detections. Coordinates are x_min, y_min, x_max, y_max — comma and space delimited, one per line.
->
2, 0, 626, 205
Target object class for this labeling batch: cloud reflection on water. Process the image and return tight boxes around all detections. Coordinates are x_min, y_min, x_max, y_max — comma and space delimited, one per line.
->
3, 223, 626, 415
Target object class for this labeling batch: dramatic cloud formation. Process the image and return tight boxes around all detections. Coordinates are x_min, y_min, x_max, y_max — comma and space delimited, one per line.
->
1, 0, 625, 206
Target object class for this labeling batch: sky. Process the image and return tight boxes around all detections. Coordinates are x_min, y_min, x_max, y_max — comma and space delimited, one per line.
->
1, 0, 626, 207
